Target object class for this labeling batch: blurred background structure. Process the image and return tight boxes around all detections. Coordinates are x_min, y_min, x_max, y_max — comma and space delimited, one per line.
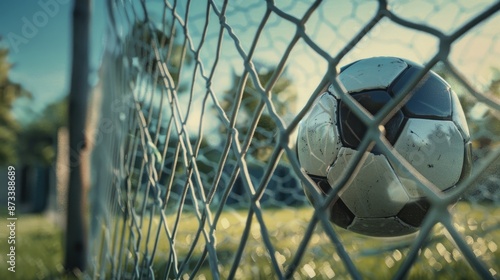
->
0, 0, 499, 279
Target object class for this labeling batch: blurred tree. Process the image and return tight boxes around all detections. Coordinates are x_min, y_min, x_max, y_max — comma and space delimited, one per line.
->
220, 66, 297, 161
125, 20, 192, 93
473, 69, 500, 149
119, 19, 194, 195
1, 36, 68, 167
0, 44, 31, 165
18, 98, 67, 165
434, 64, 500, 151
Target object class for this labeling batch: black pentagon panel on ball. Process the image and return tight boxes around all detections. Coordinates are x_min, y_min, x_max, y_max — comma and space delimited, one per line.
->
391, 65, 452, 119
397, 198, 431, 227
301, 175, 332, 208
329, 198, 355, 229
339, 90, 405, 149
308, 174, 331, 195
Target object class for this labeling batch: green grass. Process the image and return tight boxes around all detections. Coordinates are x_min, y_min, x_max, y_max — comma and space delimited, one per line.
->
0, 213, 79, 280
1, 202, 499, 279
99, 202, 500, 279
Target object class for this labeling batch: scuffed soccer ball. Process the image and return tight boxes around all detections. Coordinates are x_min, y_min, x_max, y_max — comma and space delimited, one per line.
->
297, 56, 472, 237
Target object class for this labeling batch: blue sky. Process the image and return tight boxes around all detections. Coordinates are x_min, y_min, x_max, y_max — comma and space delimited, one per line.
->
0, 0, 498, 125
0, 0, 106, 123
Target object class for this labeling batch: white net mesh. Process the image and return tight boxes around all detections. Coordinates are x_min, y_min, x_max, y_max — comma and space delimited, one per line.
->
88, 0, 500, 279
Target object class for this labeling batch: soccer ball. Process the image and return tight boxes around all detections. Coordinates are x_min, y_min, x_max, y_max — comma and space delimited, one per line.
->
297, 56, 472, 237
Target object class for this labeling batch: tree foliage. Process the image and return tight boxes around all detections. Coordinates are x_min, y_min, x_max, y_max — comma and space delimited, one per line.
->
434, 64, 500, 151
125, 20, 192, 92
475, 69, 500, 149
18, 98, 67, 165
0, 46, 31, 165
0, 39, 67, 166
220, 66, 297, 161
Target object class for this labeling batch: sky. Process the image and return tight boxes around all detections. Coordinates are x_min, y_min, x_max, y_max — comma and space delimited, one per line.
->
0, 0, 498, 126
0, 0, 70, 121
0, 0, 106, 123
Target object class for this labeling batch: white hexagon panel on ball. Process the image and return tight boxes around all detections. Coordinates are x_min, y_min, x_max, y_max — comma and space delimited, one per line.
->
392, 119, 465, 197
297, 92, 342, 177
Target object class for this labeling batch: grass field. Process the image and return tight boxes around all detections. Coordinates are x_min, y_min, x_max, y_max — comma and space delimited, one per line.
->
0, 213, 70, 280
1, 202, 499, 279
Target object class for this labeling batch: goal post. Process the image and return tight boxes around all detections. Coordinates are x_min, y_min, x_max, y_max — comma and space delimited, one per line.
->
87, 0, 500, 279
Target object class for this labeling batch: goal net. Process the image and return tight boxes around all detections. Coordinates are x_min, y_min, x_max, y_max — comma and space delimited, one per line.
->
87, 0, 500, 279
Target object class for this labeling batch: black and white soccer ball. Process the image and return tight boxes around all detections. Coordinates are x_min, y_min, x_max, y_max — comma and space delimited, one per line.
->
297, 56, 472, 237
